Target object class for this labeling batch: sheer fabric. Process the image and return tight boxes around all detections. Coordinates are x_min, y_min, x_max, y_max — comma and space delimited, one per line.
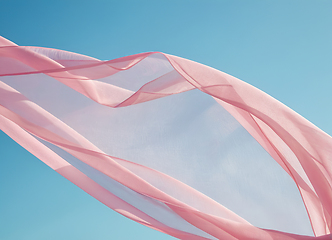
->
1, 36, 331, 239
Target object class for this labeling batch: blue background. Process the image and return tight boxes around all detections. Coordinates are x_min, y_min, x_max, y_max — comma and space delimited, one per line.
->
1, 1, 332, 239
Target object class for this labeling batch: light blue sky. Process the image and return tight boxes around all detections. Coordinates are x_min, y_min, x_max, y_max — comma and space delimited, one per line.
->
1, 1, 332, 239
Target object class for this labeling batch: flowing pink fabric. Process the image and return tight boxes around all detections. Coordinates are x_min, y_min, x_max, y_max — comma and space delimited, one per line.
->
1, 36, 331, 239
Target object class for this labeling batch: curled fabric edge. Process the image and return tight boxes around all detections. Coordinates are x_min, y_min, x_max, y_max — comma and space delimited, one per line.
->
0, 36, 332, 239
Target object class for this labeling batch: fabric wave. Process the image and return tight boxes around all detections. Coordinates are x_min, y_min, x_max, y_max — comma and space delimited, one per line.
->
0, 36, 331, 240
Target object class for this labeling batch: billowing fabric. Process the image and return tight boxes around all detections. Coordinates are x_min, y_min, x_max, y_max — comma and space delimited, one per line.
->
1, 36, 331, 240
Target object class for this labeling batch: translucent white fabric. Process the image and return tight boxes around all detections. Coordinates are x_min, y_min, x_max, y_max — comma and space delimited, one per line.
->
1, 36, 331, 239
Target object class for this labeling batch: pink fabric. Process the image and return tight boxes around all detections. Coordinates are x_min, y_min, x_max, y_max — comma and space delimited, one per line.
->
1, 36, 331, 239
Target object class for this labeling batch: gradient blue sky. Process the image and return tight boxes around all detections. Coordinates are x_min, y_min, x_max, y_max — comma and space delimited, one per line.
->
1, 1, 332, 239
